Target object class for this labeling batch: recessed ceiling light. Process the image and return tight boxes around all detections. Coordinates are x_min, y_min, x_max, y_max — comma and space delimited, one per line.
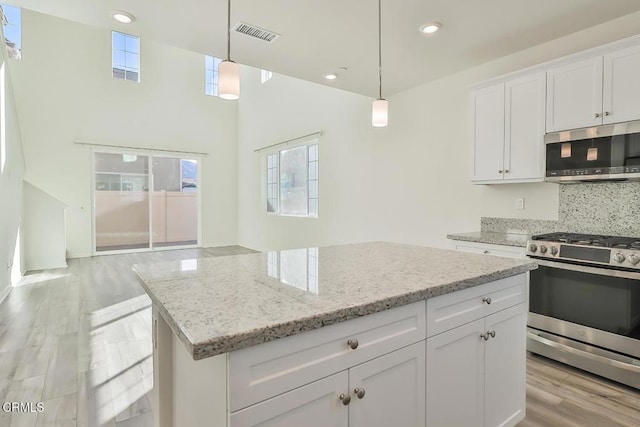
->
112, 11, 135, 24
419, 22, 441, 34
324, 73, 338, 80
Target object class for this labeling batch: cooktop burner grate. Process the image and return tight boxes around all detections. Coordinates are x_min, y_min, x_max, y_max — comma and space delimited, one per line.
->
531, 232, 640, 249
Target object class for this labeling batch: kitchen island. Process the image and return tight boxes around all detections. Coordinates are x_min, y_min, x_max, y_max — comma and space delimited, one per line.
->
134, 242, 537, 427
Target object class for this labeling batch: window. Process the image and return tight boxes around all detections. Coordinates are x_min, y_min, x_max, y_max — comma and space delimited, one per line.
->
1, 4, 21, 59
205, 55, 222, 96
266, 142, 318, 217
261, 69, 273, 84
112, 31, 140, 82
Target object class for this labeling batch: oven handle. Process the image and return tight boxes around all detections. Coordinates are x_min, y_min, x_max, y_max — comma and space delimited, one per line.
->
528, 331, 640, 374
536, 259, 640, 280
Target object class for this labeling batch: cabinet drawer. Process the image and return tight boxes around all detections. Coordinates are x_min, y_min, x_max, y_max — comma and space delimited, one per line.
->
453, 242, 525, 259
228, 301, 426, 412
427, 275, 527, 338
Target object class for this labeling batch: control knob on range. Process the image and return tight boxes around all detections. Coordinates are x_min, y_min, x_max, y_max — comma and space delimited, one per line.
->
614, 253, 626, 263
550, 246, 558, 256
528, 244, 538, 253
540, 245, 547, 254
628, 254, 639, 265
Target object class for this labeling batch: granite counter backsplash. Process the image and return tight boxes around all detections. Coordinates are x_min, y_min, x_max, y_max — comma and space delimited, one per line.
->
480, 217, 564, 236
559, 182, 640, 237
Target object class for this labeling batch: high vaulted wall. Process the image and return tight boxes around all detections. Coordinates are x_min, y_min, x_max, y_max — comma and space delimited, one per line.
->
237, 11, 640, 251
10, 10, 239, 258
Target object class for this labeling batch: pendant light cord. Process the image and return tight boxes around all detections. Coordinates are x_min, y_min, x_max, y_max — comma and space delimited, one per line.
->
378, 0, 382, 100
227, 0, 231, 60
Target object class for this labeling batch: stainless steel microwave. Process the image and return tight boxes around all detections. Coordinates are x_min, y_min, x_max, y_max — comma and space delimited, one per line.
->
544, 120, 640, 183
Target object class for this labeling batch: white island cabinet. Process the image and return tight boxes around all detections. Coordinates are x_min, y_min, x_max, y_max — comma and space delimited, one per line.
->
136, 242, 535, 427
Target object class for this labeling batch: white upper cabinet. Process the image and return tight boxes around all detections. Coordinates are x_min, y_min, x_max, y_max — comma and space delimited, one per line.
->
547, 45, 640, 132
603, 45, 640, 124
471, 84, 505, 182
546, 57, 603, 132
504, 72, 546, 181
471, 72, 545, 184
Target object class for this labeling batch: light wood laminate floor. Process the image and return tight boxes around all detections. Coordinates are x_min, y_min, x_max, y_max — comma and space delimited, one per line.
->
0, 247, 638, 426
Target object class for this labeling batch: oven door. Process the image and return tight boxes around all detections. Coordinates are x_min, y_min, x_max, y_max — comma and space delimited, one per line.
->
529, 259, 640, 358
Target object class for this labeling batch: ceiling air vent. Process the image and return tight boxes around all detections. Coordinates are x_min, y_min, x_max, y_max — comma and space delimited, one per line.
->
234, 22, 280, 43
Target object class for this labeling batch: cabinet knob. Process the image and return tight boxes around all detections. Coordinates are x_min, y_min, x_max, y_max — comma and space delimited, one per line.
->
504, 169, 509, 173
482, 297, 492, 305
498, 170, 503, 173
481, 332, 490, 341
604, 111, 610, 116
347, 339, 359, 350
339, 393, 351, 405
482, 250, 489, 254
354, 387, 366, 399
595, 113, 601, 118
489, 330, 496, 338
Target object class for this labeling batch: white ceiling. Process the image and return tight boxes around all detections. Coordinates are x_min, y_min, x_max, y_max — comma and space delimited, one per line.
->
9, 0, 640, 97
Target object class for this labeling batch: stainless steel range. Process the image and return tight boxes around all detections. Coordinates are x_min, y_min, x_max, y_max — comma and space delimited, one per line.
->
526, 232, 640, 389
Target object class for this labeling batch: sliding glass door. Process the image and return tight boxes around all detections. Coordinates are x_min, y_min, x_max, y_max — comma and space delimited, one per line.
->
94, 151, 199, 253
151, 157, 198, 248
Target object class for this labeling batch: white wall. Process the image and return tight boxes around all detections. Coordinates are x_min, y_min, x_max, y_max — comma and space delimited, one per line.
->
237, 11, 640, 252
10, 10, 238, 258
23, 181, 67, 271
0, 39, 26, 300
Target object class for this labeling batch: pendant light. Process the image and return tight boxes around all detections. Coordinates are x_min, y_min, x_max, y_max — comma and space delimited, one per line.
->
372, 0, 388, 127
219, 0, 240, 100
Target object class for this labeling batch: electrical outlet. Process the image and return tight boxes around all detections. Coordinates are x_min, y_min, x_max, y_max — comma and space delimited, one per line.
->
514, 197, 525, 210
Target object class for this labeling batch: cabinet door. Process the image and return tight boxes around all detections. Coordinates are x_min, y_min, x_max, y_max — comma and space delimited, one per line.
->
426, 319, 484, 427
504, 73, 545, 181
349, 342, 425, 427
484, 304, 527, 427
603, 45, 640, 124
471, 84, 505, 182
546, 57, 603, 132
229, 371, 348, 427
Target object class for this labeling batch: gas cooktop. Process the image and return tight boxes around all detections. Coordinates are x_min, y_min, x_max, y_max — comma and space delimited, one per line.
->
527, 232, 640, 270
531, 232, 640, 250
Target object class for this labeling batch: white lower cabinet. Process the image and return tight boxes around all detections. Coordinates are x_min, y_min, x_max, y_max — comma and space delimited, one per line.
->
231, 342, 425, 427
451, 240, 526, 259
426, 303, 527, 427
230, 371, 349, 427
349, 342, 426, 427
484, 305, 527, 427
152, 275, 529, 427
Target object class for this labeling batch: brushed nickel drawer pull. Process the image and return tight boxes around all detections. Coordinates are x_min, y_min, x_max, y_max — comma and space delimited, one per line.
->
339, 393, 351, 405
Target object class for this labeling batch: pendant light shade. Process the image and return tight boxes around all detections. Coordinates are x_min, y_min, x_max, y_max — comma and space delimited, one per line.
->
372, 99, 388, 127
372, 0, 388, 127
219, 60, 240, 100
219, 0, 240, 100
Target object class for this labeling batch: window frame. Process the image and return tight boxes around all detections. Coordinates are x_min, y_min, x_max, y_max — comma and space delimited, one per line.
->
112, 31, 141, 82
205, 55, 222, 97
261, 69, 273, 84
265, 140, 319, 219
1, 4, 21, 59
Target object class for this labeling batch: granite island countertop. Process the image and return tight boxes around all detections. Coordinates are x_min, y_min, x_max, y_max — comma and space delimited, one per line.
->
134, 242, 537, 360
446, 231, 530, 247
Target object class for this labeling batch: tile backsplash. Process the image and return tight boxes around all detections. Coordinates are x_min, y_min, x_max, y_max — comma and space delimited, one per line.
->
559, 181, 640, 237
